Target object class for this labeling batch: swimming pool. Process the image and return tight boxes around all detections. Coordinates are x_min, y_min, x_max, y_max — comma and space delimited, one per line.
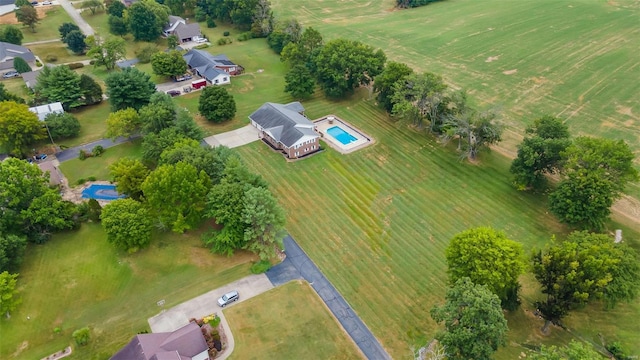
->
327, 126, 357, 145
81, 184, 125, 200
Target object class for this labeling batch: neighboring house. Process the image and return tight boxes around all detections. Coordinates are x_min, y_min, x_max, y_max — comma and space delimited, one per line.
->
163, 15, 203, 43
110, 322, 210, 360
22, 69, 40, 90
0, 41, 35, 73
29, 102, 63, 121
0, 0, 16, 17
120, 0, 139, 6
249, 102, 320, 159
183, 50, 243, 85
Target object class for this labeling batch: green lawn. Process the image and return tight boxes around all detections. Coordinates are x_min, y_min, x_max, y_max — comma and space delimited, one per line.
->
80, 9, 108, 35
0, 223, 257, 360
28, 42, 89, 65
226, 281, 363, 360
14, 7, 75, 43
235, 89, 640, 358
61, 101, 111, 147
270, 0, 640, 197
59, 139, 142, 185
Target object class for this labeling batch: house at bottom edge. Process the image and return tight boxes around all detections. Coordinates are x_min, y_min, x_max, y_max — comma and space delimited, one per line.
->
110, 322, 209, 360
249, 102, 320, 159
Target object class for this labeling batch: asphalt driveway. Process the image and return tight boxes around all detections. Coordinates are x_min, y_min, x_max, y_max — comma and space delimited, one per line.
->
203, 125, 260, 148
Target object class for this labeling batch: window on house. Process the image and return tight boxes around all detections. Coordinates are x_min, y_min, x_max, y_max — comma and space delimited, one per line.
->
215, 79, 219, 84
223, 77, 228, 81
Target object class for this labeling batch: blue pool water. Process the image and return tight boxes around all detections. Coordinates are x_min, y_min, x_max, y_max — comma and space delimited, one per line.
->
82, 184, 125, 200
327, 126, 357, 145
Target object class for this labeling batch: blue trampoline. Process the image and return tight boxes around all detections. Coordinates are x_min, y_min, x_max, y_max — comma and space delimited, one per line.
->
81, 184, 125, 200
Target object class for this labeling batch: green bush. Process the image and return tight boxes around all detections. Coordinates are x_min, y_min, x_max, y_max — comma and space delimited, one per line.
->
250, 260, 271, 274
78, 150, 88, 160
89, 60, 96, 65
217, 37, 232, 46
76, 178, 86, 185
206, 16, 216, 28
237, 32, 252, 42
92, 145, 105, 157
87, 176, 97, 181
606, 342, 633, 360
53, 327, 62, 334
194, 43, 209, 49
223, 31, 230, 36
72, 327, 90, 346
67, 62, 85, 69
45, 54, 57, 62
136, 44, 158, 64
35, 59, 42, 67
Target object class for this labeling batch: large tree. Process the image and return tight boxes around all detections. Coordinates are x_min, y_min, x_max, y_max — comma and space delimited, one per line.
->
0, 234, 27, 272
549, 137, 638, 229
12, 57, 31, 74
35, 65, 83, 110
108, 15, 128, 36
20, 189, 78, 243
105, 67, 156, 111
139, 92, 177, 134
510, 116, 571, 190
280, 26, 323, 69
58, 22, 80, 42
79, 74, 103, 105
101, 199, 153, 253
63, 30, 87, 55
0, 158, 49, 234
446, 227, 525, 310
44, 112, 81, 140
242, 186, 286, 260
531, 231, 639, 330
107, 0, 126, 17
0, 26, 23, 45
17, 5, 38, 33
373, 61, 414, 113
86, 35, 126, 71
109, 158, 150, 200
142, 162, 211, 233
442, 108, 502, 161
0, 102, 47, 156
81, 0, 104, 15
391, 72, 448, 131
0, 271, 21, 315
159, 140, 231, 184
150, 50, 188, 78
0, 84, 24, 103
106, 108, 142, 140
314, 38, 386, 98
126, 0, 170, 41
430, 277, 508, 360
141, 128, 187, 167
284, 64, 315, 100
250, 0, 274, 38
198, 86, 236, 123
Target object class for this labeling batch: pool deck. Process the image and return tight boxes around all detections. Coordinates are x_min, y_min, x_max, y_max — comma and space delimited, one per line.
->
314, 115, 374, 154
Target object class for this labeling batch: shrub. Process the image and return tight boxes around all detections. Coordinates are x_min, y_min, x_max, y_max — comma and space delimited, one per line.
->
92, 145, 105, 157
53, 327, 62, 334
194, 43, 209, 49
217, 37, 232, 46
89, 60, 96, 65
35, 59, 42, 67
67, 62, 85, 69
76, 178, 86, 185
237, 32, 252, 42
45, 54, 58, 62
223, 31, 230, 36
87, 198, 101, 222
78, 150, 88, 160
87, 176, 97, 181
72, 327, 90, 346
44, 112, 81, 139
136, 44, 158, 64
206, 16, 216, 28
250, 260, 271, 274
606, 342, 633, 360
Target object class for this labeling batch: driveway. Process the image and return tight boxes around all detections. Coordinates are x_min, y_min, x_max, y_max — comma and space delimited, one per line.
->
267, 236, 392, 360
203, 125, 259, 148
58, 0, 94, 35
55, 136, 139, 162
148, 274, 273, 333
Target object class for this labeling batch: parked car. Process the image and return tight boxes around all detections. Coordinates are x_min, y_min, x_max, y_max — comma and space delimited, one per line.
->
2, 71, 20, 79
194, 37, 208, 44
166, 90, 181, 97
217, 290, 239, 307
30, 1, 38, 5
42, 1, 52, 4
174, 74, 192, 82
33, 154, 47, 161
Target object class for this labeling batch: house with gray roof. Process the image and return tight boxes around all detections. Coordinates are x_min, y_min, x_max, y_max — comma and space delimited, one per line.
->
110, 322, 209, 360
163, 16, 203, 44
183, 50, 242, 85
0, 41, 35, 73
249, 102, 320, 159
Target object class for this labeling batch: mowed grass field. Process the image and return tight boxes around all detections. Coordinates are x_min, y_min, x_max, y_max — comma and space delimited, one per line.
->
0, 224, 257, 359
226, 281, 363, 360
235, 87, 640, 358
270, 0, 640, 197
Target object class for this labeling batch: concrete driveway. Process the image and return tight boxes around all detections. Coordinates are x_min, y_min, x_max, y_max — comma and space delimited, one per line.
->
203, 125, 260, 148
58, 0, 94, 35
148, 274, 273, 333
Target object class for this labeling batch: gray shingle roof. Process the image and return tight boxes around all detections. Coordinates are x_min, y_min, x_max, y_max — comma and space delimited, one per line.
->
174, 23, 201, 41
0, 41, 35, 71
249, 102, 318, 148
183, 50, 234, 82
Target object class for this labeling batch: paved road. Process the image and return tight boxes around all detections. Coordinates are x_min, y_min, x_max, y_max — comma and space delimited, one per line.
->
58, 0, 94, 35
266, 236, 392, 360
56, 136, 139, 162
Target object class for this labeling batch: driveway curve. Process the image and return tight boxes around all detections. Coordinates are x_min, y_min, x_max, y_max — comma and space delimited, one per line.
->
58, 0, 94, 35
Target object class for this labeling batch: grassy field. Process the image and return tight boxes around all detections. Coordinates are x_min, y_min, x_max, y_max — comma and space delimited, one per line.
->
270, 0, 640, 197
0, 223, 257, 360
61, 101, 111, 147
13, 7, 74, 43
28, 42, 88, 65
226, 281, 363, 360
235, 87, 640, 358
59, 139, 142, 185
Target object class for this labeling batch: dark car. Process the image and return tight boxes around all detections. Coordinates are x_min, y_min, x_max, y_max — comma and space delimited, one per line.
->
34, 154, 47, 161
166, 90, 181, 97
3, 71, 20, 79
30, 1, 39, 5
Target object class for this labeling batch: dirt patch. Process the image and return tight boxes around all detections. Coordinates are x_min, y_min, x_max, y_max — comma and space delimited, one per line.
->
0, 6, 51, 25
189, 246, 216, 268
616, 105, 636, 118
485, 56, 499, 63
503, 69, 517, 75
12, 341, 28, 358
